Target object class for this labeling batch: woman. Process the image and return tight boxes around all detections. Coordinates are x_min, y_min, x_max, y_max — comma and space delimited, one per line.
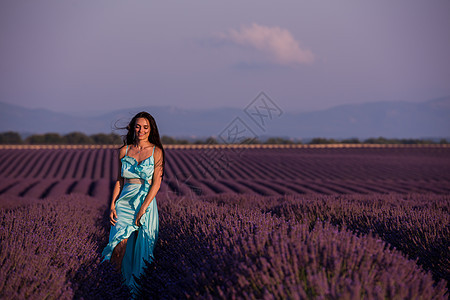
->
102, 111, 165, 292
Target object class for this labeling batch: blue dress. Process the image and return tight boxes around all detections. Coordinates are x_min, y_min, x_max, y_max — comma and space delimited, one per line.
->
102, 145, 159, 292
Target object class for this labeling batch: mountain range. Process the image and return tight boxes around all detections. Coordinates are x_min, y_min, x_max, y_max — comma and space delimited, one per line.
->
1, 97, 449, 140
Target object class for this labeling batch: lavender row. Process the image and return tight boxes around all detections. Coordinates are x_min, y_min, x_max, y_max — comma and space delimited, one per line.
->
135, 195, 447, 299
0, 149, 115, 180
199, 192, 450, 287
0, 194, 130, 299
4, 176, 448, 200
0, 192, 447, 298
169, 147, 450, 182
0, 178, 112, 203
0, 148, 449, 195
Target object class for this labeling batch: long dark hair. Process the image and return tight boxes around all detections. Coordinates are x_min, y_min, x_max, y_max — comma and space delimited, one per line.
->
122, 111, 165, 178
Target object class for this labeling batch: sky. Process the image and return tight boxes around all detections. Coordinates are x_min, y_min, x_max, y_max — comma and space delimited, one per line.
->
1, 0, 449, 114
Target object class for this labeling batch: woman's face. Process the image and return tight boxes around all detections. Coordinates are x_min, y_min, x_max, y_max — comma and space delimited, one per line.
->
134, 117, 151, 141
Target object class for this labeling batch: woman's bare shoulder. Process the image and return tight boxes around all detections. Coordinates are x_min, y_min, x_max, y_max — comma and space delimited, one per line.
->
118, 145, 127, 158
153, 146, 163, 156
153, 146, 164, 161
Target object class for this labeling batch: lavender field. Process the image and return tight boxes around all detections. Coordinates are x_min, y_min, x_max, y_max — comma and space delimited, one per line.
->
0, 145, 449, 299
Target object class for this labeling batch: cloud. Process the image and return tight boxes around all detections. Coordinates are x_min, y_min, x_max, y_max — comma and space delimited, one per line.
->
219, 23, 315, 65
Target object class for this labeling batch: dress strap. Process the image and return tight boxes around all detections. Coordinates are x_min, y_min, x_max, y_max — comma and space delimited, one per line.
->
125, 145, 128, 155
151, 145, 155, 156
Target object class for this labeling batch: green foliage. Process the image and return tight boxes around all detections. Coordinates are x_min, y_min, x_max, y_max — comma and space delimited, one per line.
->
176, 139, 190, 145
399, 138, 433, 144
162, 136, 186, 144
25, 133, 64, 144
0, 131, 22, 144
341, 138, 360, 144
240, 137, 261, 144
0, 131, 448, 145
265, 137, 295, 144
363, 137, 437, 144
161, 135, 177, 144
205, 137, 218, 144
309, 138, 338, 144
63, 132, 93, 144
364, 137, 391, 144
90, 133, 122, 145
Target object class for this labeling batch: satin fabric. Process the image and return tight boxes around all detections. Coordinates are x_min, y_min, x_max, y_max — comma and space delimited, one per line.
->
102, 145, 159, 292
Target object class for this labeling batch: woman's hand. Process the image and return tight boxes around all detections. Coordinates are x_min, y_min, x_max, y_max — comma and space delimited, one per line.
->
110, 208, 118, 226
135, 209, 145, 227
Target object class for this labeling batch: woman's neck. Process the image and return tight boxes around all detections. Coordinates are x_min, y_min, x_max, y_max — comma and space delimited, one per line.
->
135, 140, 151, 148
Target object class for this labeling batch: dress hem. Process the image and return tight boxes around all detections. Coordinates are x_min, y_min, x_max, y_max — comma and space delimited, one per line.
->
101, 224, 139, 262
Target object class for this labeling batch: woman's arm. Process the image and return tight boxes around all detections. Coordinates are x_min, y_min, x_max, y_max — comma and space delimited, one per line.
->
135, 147, 163, 226
110, 146, 126, 226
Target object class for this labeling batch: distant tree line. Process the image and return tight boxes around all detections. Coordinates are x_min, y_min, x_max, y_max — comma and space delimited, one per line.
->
307, 137, 449, 145
0, 131, 448, 145
163, 136, 448, 145
0, 131, 122, 145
